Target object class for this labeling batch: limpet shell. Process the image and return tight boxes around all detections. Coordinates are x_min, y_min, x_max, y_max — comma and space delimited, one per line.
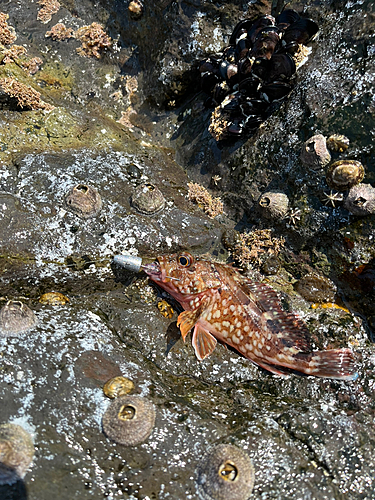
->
258, 191, 289, 219
0, 423, 34, 485
102, 395, 155, 446
196, 444, 255, 500
0, 301, 37, 337
344, 183, 375, 215
39, 292, 70, 305
326, 160, 364, 191
65, 184, 102, 218
295, 274, 337, 303
103, 376, 135, 399
131, 183, 165, 214
326, 134, 350, 153
300, 134, 331, 169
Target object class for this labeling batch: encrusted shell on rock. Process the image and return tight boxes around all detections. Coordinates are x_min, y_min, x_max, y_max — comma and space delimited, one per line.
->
196, 444, 255, 500
102, 395, 155, 446
344, 183, 375, 215
326, 134, 350, 153
128, 0, 144, 18
103, 376, 135, 399
0, 423, 34, 485
39, 292, 70, 305
326, 160, 364, 191
258, 191, 289, 219
0, 301, 37, 337
300, 134, 331, 169
65, 184, 102, 218
131, 183, 165, 214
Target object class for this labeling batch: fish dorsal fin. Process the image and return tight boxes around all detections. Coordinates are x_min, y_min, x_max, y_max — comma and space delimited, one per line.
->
192, 324, 217, 360
242, 280, 312, 352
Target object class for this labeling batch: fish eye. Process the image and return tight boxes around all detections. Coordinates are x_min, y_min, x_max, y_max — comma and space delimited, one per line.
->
178, 253, 193, 267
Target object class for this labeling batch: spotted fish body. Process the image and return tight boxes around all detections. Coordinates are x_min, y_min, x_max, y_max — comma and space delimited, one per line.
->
144, 252, 357, 380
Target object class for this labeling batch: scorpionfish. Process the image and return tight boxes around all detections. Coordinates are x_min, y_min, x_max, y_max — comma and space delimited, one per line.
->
144, 252, 357, 380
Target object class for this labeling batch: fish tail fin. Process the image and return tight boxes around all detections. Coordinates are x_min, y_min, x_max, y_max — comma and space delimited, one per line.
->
307, 348, 358, 380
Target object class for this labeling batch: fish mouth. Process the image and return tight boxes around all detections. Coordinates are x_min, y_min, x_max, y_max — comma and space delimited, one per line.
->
142, 259, 163, 281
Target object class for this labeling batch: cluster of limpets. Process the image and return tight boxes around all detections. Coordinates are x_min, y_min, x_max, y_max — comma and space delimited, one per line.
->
301, 134, 375, 215
100, 378, 256, 495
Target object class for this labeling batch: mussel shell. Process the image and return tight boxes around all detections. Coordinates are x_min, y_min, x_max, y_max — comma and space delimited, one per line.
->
237, 56, 253, 77
229, 19, 254, 45
213, 81, 230, 105
235, 37, 251, 61
251, 27, 280, 60
244, 114, 264, 129
241, 98, 268, 115
251, 57, 271, 80
276, 9, 300, 30
227, 120, 244, 136
326, 160, 365, 191
267, 53, 296, 82
260, 81, 293, 101
201, 72, 221, 94
283, 18, 319, 47
247, 14, 276, 44
238, 76, 259, 94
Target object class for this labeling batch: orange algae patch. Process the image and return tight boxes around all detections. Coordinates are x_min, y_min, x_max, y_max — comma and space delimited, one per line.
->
75, 23, 111, 58
311, 302, 350, 313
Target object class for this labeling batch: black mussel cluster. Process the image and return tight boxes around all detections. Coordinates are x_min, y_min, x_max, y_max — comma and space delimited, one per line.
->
199, 10, 319, 141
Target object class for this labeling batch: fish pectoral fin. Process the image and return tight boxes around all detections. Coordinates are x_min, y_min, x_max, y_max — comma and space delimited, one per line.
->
192, 324, 217, 361
177, 310, 200, 341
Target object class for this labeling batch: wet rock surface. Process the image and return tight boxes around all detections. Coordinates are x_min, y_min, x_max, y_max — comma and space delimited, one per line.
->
0, 0, 375, 499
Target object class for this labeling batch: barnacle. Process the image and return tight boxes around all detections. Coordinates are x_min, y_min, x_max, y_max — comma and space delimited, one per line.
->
65, 184, 102, 218
258, 191, 289, 219
102, 395, 155, 446
131, 183, 165, 215
0, 300, 37, 337
0, 424, 34, 485
196, 444, 255, 500
300, 134, 331, 170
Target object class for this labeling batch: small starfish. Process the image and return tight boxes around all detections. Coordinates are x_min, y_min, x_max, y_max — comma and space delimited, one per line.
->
323, 190, 343, 208
287, 208, 301, 225
212, 175, 222, 186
